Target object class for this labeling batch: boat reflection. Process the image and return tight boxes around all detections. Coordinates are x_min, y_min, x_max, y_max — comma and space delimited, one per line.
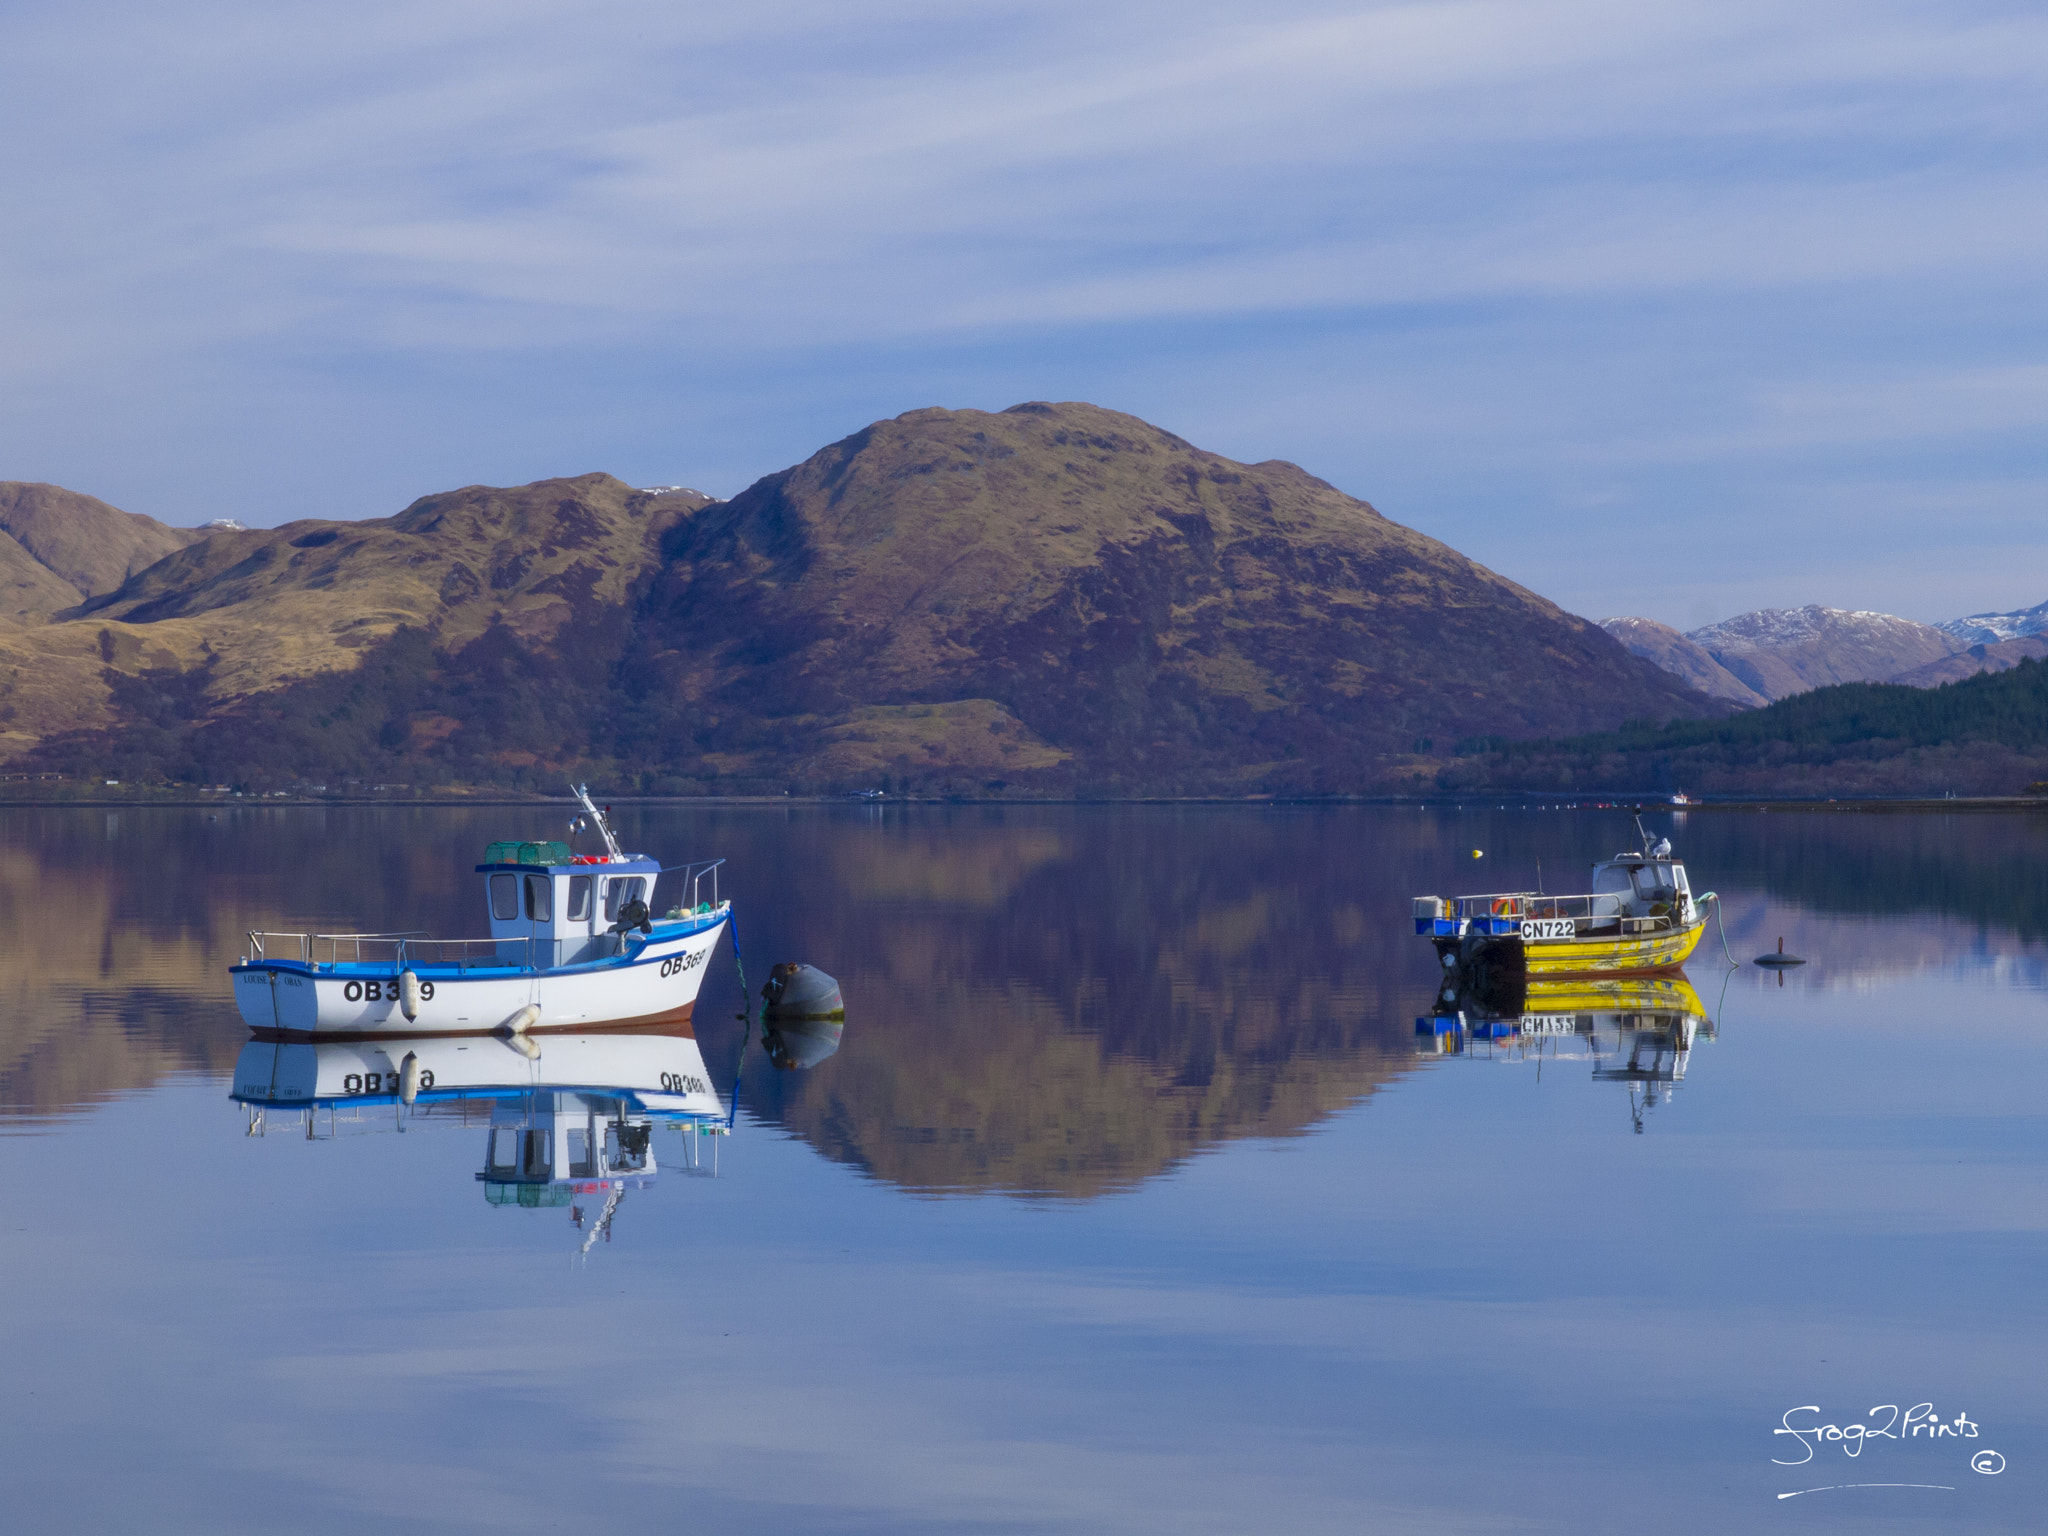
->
229, 1029, 731, 1247
1416, 974, 1716, 1133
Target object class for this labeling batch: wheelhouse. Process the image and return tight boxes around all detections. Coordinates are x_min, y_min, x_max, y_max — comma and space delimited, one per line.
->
478, 854, 661, 969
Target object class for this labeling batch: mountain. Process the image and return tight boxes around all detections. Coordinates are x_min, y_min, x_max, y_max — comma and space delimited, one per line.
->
620, 403, 1722, 790
1939, 600, 2048, 646
1889, 634, 2048, 688
8, 404, 1728, 793
0, 474, 708, 772
0, 482, 201, 618
1679, 605, 1962, 700
1598, 618, 1767, 706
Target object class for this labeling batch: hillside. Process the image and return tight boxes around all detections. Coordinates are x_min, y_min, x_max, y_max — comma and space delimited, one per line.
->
11, 403, 1723, 794
1445, 656, 2048, 796
617, 403, 1721, 791
1890, 635, 2048, 688
0, 483, 201, 611
1598, 617, 1766, 706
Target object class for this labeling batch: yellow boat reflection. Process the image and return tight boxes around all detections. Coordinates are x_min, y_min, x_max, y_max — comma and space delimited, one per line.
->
1416, 974, 1716, 1132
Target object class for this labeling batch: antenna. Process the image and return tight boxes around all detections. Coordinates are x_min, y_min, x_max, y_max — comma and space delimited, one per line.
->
573, 783, 625, 861
1632, 812, 1652, 856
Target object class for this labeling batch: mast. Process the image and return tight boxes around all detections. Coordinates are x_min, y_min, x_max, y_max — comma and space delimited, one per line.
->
573, 783, 625, 862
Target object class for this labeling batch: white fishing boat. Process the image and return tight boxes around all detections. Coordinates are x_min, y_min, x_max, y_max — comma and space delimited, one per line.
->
230, 787, 731, 1040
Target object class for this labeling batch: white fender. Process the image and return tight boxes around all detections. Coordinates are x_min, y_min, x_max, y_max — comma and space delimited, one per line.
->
503, 1003, 542, 1059
398, 1050, 420, 1104
399, 968, 422, 1022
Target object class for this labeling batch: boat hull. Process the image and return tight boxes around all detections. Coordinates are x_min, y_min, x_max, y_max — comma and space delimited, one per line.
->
229, 1029, 726, 1119
1435, 917, 1705, 979
229, 916, 728, 1036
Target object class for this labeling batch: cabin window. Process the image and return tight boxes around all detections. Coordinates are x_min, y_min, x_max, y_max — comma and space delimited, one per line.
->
525, 874, 552, 921
520, 1128, 552, 1180
486, 1127, 520, 1177
603, 877, 645, 921
566, 875, 591, 922
489, 874, 519, 922
567, 1127, 594, 1178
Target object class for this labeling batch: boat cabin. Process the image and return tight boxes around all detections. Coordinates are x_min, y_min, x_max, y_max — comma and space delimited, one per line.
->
1588, 853, 1692, 921
479, 1091, 657, 1204
478, 849, 662, 968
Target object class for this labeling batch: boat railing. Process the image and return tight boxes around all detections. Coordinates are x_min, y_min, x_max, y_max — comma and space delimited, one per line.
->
246, 931, 428, 965
245, 931, 531, 971
1420, 893, 1686, 935
1440, 893, 1626, 921
662, 859, 725, 913
395, 936, 534, 972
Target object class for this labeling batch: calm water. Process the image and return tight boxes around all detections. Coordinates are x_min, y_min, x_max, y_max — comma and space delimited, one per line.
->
2, 803, 2044, 1532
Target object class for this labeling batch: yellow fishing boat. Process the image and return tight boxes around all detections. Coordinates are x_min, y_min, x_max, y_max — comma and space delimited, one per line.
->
1414, 820, 1711, 980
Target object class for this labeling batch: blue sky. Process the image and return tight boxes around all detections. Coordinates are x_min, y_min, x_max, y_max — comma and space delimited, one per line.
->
2, 0, 2044, 627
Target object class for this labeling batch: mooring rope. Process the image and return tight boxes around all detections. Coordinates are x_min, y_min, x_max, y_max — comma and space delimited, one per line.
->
724, 911, 752, 1130
1701, 891, 1738, 967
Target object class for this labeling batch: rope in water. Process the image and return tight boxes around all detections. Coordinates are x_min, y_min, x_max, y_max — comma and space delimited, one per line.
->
1701, 891, 1739, 967
724, 911, 752, 1130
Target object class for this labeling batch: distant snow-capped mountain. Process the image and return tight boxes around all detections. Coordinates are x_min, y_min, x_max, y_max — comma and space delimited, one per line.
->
1938, 599, 2048, 645
1679, 606, 1960, 700
1611, 600, 2048, 703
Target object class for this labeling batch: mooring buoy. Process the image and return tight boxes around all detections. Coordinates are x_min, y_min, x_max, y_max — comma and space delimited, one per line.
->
1754, 936, 1806, 967
761, 962, 845, 1021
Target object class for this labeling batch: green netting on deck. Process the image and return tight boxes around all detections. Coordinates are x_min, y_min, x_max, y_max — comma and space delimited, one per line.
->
483, 840, 573, 866
483, 1182, 576, 1207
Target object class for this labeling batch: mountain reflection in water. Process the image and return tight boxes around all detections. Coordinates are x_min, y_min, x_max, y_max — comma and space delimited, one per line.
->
3, 804, 2046, 1193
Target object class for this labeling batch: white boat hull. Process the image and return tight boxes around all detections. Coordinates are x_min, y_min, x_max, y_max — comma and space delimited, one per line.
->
229, 1030, 725, 1119
229, 916, 728, 1037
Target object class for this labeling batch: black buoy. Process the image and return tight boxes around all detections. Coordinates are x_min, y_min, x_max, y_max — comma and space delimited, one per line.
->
760, 962, 845, 1072
761, 962, 845, 1021
1754, 936, 1806, 967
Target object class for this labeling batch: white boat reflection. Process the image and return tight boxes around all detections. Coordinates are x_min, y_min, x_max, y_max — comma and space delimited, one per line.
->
1416, 975, 1717, 1133
230, 1030, 733, 1239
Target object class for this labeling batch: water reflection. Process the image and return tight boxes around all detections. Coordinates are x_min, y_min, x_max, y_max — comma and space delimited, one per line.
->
762, 1017, 844, 1071
229, 1028, 731, 1250
1417, 974, 1719, 1133
5, 804, 2047, 1191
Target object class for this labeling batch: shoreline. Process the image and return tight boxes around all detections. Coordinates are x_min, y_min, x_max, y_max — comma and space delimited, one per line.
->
1, 791, 2042, 812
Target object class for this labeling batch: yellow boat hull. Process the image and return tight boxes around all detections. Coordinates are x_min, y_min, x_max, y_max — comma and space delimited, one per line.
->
1517, 919, 1703, 976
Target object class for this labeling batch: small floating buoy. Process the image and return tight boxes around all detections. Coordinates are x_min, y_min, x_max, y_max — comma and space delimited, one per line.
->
399, 968, 422, 1022
1754, 936, 1806, 967
761, 962, 845, 1021
398, 1050, 420, 1105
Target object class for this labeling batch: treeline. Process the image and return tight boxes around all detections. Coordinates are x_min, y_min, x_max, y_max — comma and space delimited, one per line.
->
24, 618, 2048, 799
1445, 658, 2048, 797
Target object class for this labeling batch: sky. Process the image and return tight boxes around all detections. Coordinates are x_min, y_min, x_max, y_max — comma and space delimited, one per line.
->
2, 0, 2045, 629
